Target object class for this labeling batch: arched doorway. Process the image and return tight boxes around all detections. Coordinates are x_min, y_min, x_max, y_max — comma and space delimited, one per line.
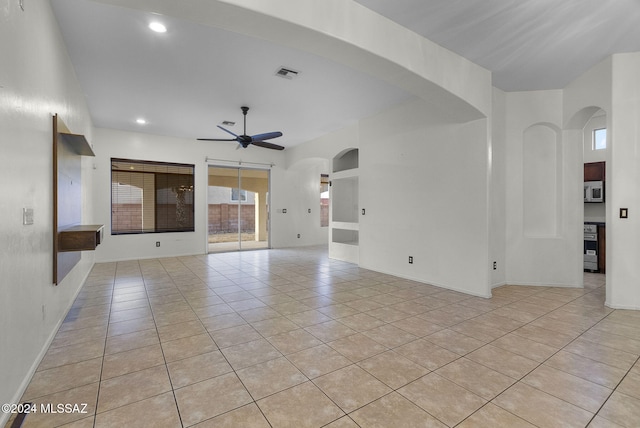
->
565, 106, 609, 300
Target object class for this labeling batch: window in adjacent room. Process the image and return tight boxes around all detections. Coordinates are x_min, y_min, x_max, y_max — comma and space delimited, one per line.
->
320, 174, 330, 227
111, 158, 195, 234
593, 128, 607, 150
230, 188, 248, 202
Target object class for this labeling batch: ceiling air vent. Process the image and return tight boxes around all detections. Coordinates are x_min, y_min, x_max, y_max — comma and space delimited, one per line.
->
275, 67, 300, 80
221, 121, 235, 126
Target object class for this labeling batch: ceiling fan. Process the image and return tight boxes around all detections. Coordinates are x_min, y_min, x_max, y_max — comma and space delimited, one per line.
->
198, 106, 285, 150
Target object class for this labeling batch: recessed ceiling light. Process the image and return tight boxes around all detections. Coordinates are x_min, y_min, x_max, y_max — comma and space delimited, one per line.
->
136, 118, 147, 125
148, 22, 167, 33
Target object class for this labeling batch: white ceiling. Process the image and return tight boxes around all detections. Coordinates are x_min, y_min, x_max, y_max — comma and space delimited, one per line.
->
51, 0, 640, 148
50, 0, 414, 148
354, 0, 640, 91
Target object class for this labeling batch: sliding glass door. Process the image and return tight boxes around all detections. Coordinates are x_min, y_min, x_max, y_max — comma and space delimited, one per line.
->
208, 166, 270, 253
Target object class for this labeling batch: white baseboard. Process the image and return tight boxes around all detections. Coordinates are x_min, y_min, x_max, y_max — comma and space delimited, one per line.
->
357, 263, 492, 298
491, 281, 507, 289
605, 301, 640, 311
505, 281, 583, 288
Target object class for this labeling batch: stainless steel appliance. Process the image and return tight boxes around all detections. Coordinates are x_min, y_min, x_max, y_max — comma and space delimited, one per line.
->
584, 224, 598, 271
584, 181, 604, 203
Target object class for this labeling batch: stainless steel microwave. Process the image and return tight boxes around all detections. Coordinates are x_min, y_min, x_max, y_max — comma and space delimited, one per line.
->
584, 181, 604, 203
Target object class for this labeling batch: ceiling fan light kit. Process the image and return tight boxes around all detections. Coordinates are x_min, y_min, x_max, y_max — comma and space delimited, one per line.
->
198, 106, 285, 150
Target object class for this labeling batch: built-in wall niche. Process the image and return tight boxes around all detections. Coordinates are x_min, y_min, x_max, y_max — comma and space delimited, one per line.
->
332, 228, 359, 245
333, 148, 358, 173
329, 148, 359, 264
53, 114, 102, 285
331, 177, 359, 223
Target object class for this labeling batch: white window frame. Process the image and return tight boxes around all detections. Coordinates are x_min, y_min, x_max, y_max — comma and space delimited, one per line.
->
593, 128, 607, 150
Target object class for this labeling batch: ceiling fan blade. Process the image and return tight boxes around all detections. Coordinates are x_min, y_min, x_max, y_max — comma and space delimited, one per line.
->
217, 125, 239, 138
200, 108, 282, 149
250, 131, 282, 141
251, 140, 285, 150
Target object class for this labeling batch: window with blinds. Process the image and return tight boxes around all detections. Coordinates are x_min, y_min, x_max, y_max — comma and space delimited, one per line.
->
111, 158, 195, 234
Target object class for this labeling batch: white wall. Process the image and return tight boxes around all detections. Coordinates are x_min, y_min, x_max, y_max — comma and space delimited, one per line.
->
288, 98, 492, 297
0, 1, 95, 420
271, 158, 331, 248
286, 124, 360, 167
490, 88, 507, 287
562, 57, 614, 302
358, 99, 491, 297
92, 127, 332, 261
504, 90, 583, 287
608, 53, 640, 309
93, 128, 291, 261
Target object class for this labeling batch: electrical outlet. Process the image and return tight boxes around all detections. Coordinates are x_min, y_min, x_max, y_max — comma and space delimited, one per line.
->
297, 234, 301, 238
493, 261, 497, 270
156, 241, 160, 247
408, 256, 413, 264
361, 208, 366, 215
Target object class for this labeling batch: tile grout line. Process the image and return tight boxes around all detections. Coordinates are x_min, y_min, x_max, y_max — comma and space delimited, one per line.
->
91, 266, 118, 428
38, 251, 634, 427
463, 282, 625, 426
140, 259, 186, 428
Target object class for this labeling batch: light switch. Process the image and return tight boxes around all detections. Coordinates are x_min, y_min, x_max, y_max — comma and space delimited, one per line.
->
620, 208, 628, 218
23, 208, 34, 225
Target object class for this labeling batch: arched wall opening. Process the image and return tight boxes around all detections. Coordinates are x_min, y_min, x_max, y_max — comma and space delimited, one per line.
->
565, 105, 610, 302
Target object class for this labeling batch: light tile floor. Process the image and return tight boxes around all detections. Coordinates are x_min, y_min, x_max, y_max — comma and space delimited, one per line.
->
7, 246, 640, 427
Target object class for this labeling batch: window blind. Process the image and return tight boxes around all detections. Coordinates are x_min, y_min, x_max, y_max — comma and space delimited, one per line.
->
111, 158, 194, 234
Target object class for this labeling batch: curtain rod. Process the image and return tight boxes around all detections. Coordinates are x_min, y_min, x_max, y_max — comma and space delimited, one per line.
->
205, 157, 275, 168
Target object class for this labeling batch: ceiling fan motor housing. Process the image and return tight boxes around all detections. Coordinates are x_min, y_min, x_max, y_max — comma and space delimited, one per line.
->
238, 135, 252, 147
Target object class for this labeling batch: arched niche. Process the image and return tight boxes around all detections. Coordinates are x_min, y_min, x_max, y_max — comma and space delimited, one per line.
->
333, 148, 359, 173
522, 123, 562, 237
565, 106, 605, 130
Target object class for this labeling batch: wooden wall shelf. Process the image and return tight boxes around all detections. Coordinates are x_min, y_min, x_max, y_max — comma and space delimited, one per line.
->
53, 114, 97, 284
58, 225, 104, 252
58, 132, 95, 156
